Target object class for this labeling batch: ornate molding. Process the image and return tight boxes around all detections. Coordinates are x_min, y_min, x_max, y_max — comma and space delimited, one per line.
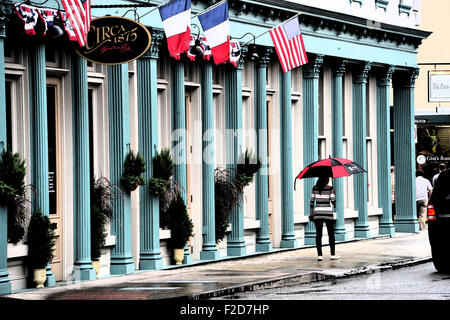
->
334, 58, 348, 76
302, 54, 323, 79
256, 46, 273, 67
237, 45, 248, 69
0, 1, 13, 38
377, 65, 395, 86
353, 61, 372, 84
146, 29, 164, 59
393, 67, 420, 88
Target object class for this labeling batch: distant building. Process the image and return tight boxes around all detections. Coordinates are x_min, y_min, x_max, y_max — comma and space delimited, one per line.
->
0, 0, 430, 294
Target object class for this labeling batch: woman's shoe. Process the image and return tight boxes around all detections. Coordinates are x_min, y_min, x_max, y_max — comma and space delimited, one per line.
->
331, 255, 340, 260
318, 256, 323, 261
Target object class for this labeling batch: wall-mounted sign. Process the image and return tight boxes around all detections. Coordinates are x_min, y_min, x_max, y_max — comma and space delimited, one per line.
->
428, 70, 450, 102
76, 16, 151, 65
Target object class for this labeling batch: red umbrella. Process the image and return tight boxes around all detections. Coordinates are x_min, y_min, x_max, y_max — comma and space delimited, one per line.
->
294, 157, 366, 189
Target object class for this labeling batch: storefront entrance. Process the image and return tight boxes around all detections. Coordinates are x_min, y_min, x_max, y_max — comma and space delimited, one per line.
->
47, 79, 63, 281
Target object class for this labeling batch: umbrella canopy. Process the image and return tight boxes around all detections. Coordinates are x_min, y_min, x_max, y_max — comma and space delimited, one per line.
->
295, 157, 366, 180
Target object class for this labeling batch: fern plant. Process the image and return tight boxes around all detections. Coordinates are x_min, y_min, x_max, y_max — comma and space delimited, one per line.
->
120, 150, 146, 193
27, 211, 57, 270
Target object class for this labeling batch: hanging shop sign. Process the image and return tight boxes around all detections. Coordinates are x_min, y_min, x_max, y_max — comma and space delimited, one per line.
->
76, 16, 151, 65
428, 70, 450, 102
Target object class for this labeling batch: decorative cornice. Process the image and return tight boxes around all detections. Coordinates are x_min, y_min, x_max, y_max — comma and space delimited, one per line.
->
224, 0, 431, 49
377, 65, 395, 86
302, 54, 323, 79
353, 61, 372, 84
0, 1, 13, 38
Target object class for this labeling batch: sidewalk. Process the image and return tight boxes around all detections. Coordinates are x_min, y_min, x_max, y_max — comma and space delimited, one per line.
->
1, 231, 432, 300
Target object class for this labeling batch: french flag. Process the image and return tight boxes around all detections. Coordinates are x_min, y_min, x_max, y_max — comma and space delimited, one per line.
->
198, 0, 230, 65
159, 0, 191, 56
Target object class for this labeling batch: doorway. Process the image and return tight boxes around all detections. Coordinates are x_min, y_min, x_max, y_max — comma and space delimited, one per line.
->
267, 97, 274, 243
47, 79, 63, 281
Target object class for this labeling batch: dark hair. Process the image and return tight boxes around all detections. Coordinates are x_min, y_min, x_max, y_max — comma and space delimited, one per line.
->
416, 170, 425, 177
315, 176, 330, 191
439, 163, 446, 171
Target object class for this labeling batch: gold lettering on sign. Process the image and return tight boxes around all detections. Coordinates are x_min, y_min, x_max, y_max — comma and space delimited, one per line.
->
85, 24, 139, 54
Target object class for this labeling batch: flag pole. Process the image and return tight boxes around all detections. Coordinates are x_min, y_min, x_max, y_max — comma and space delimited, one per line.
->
139, 0, 175, 19
241, 11, 302, 45
191, 0, 227, 19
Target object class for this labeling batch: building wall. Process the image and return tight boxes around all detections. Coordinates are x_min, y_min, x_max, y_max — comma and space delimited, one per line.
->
415, 0, 450, 111
0, 0, 429, 292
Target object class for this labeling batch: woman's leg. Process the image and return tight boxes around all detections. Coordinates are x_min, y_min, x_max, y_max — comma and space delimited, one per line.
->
325, 220, 336, 256
313, 220, 324, 256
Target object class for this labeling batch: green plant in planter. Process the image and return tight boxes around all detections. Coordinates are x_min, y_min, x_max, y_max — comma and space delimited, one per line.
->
236, 150, 262, 187
27, 211, 57, 270
214, 168, 242, 243
120, 150, 146, 193
0, 149, 32, 244
167, 192, 194, 250
148, 148, 176, 228
90, 176, 121, 261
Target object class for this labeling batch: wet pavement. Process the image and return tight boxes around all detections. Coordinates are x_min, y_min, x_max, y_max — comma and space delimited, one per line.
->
1, 231, 432, 301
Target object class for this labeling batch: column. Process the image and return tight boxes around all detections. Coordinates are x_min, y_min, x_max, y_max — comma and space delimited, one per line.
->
108, 64, 135, 274
352, 61, 372, 238
377, 65, 396, 236
280, 67, 297, 248
171, 60, 191, 263
0, 0, 12, 295
393, 68, 419, 233
332, 59, 348, 241
200, 61, 219, 260
72, 53, 96, 280
137, 31, 163, 270
29, 43, 55, 286
303, 54, 323, 245
225, 48, 247, 256
255, 49, 272, 252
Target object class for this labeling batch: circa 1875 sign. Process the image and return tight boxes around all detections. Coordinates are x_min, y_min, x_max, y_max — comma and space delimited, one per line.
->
76, 16, 151, 65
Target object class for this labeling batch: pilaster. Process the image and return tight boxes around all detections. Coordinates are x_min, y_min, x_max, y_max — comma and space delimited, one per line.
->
255, 48, 273, 252
393, 68, 419, 233
171, 60, 192, 264
280, 64, 297, 248
0, 0, 12, 295
377, 65, 396, 237
138, 31, 163, 270
352, 61, 372, 239
302, 54, 323, 245
72, 53, 96, 280
332, 59, 348, 241
29, 42, 55, 286
225, 48, 247, 256
200, 61, 219, 260
108, 64, 135, 274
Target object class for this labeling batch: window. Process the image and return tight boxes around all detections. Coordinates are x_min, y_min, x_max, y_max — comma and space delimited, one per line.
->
5, 80, 12, 150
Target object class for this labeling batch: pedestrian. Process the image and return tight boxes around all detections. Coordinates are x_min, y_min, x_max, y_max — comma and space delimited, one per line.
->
310, 176, 338, 261
432, 163, 446, 187
416, 170, 432, 231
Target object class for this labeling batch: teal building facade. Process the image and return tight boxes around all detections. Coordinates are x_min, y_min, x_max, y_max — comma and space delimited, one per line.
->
0, 0, 430, 293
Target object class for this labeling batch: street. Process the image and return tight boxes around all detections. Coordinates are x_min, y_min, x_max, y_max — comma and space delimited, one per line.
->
211, 262, 450, 300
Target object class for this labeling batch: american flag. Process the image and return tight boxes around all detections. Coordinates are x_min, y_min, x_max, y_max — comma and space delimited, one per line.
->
269, 16, 308, 73
61, 0, 91, 47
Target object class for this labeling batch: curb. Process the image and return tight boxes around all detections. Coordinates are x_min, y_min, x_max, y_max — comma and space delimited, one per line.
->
187, 256, 433, 300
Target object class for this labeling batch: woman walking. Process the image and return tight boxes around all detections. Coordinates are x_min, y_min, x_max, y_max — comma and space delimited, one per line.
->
310, 176, 338, 261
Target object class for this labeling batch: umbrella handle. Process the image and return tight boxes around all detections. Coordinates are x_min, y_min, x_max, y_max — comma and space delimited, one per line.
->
294, 178, 297, 191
